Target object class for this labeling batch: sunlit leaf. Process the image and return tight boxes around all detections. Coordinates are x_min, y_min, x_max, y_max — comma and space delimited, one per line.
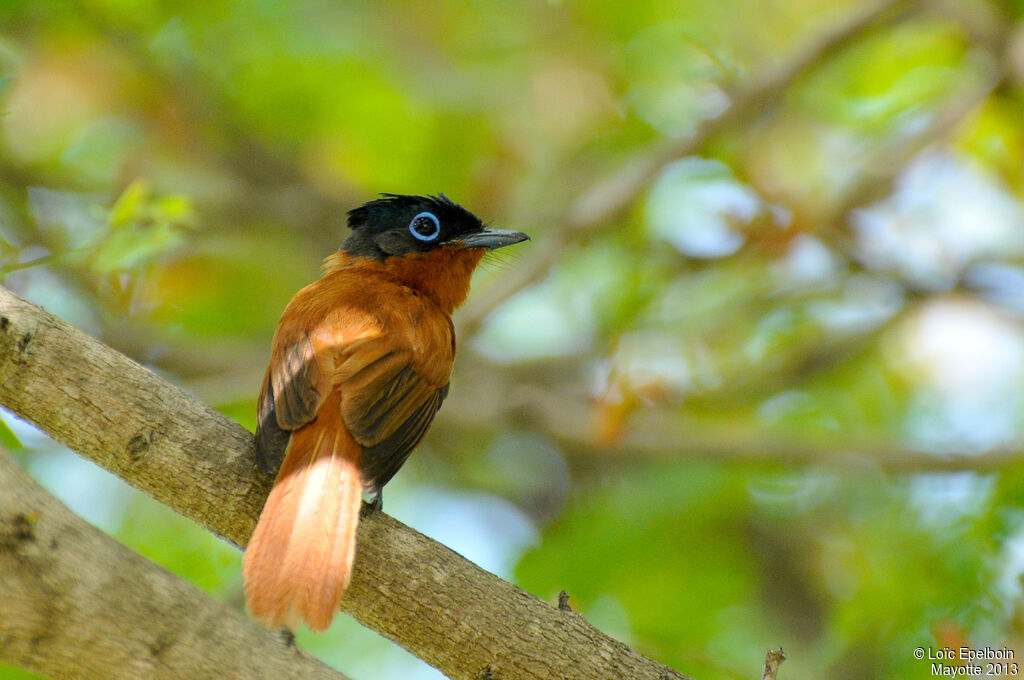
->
0, 416, 22, 452
108, 178, 149, 230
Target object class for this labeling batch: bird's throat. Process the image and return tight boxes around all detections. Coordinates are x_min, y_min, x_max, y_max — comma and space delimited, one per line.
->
322, 246, 485, 315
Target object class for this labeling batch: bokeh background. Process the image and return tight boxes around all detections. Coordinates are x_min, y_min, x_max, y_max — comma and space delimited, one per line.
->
3, 0, 1024, 678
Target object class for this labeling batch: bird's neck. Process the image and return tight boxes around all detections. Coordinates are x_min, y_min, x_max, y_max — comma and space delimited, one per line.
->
322, 247, 485, 315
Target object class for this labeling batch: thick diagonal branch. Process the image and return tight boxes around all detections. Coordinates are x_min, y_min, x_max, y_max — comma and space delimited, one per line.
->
0, 285, 689, 680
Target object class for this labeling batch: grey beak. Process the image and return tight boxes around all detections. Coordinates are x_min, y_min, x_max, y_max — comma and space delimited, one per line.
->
457, 228, 530, 250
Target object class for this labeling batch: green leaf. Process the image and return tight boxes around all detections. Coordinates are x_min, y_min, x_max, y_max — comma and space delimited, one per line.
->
0, 416, 22, 452
108, 178, 150, 230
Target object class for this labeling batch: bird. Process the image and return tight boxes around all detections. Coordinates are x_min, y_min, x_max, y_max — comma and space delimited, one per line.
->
242, 193, 528, 632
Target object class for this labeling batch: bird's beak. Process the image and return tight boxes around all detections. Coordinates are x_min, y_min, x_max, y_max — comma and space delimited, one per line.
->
456, 228, 530, 250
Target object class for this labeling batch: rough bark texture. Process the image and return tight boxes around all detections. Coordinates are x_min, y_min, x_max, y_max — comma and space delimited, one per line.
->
0, 285, 690, 680
0, 450, 350, 680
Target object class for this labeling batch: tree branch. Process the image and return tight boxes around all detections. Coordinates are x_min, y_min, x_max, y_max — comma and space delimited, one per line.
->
0, 284, 690, 680
433, 373, 1024, 473
0, 449, 351, 680
458, 0, 918, 333
428, 341, 1024, 474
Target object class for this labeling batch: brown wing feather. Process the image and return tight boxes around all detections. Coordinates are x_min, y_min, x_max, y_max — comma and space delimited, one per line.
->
360, 383, 448, 493
272, 334, 323, 428
255, 333, 327, 475
255, 370, 292, 475
343, 361, 432, 444
331, 333, 450, 491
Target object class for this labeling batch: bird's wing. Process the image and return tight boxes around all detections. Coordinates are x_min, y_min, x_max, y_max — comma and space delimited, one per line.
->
255, 277, 454, 487
256, 324, 324, 474
329, 303, 453, 492
255, 329, 323, 474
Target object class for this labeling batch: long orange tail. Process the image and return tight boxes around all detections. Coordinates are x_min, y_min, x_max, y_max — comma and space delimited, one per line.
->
243, 394, 363, 632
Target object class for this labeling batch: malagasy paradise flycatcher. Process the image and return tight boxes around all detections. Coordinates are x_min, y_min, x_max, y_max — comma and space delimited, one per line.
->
243, 194, 528, 631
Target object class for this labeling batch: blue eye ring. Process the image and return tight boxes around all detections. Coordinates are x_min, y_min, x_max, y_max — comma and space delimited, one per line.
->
409, 211, 441, 241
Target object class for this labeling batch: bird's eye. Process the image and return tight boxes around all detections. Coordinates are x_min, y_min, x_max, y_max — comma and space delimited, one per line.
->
409, 212, 441, 241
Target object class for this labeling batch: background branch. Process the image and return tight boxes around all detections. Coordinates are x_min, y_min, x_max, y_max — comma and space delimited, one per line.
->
0, 285, 689, 680
458, 0, 918, 333
433, 346, 1024, 473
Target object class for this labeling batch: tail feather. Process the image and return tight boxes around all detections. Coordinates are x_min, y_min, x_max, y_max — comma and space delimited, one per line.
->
244, 394, 363, 632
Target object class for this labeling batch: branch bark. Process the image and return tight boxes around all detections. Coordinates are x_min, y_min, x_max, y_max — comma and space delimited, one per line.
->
0, 284, 690, 680
761, 648, 786, 680
0, 449, 351, 680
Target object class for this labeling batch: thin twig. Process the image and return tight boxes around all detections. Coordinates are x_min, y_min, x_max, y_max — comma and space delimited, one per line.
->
761, 648, 786, 680
0, 253, 56, 274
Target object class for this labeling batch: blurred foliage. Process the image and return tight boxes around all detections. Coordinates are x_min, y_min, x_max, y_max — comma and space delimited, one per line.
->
3, 1, 1024, 679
